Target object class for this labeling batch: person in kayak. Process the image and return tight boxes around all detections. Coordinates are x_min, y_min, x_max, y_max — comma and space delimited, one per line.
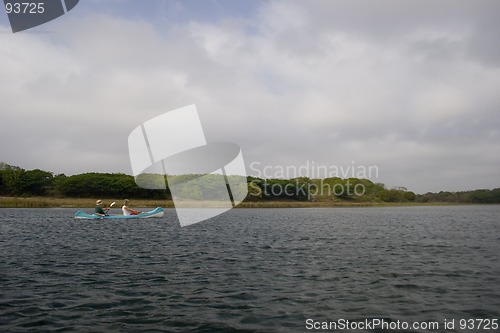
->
95, 199, 110, 216
122, 199, 141, 216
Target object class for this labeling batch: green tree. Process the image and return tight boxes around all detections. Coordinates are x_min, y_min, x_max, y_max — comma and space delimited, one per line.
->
0, 164, 24, 195
57, 172, 169, 199
18, 169, 53, 196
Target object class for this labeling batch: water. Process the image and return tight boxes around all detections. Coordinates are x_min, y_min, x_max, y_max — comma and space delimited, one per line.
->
0, 206, 499, 332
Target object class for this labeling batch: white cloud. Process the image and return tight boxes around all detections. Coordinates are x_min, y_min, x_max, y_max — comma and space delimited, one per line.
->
0, 0, 499, 193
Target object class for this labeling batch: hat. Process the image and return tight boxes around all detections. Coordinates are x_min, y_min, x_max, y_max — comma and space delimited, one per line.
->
96, 200, 103, 205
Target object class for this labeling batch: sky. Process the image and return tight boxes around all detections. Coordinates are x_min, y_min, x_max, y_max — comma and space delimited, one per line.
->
0, 0, 499, 194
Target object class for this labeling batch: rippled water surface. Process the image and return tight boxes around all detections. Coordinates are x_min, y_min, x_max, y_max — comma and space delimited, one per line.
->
1, 206, 499, 332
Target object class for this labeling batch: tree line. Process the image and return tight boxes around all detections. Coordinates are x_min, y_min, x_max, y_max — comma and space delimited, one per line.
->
415, 189, 500, 204
1, 162, 499, 203
0, 163, 168, 199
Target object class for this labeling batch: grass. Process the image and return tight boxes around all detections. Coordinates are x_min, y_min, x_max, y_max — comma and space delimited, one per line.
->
237, 201, 464, 208
0, 197, 174, 208
0, 196, 468, 209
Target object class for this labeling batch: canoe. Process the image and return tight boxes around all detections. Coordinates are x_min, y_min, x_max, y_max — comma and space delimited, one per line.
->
74, 207, 164, 219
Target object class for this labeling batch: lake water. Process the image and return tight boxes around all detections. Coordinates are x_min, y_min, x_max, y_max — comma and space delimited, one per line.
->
0, 206, 499, 332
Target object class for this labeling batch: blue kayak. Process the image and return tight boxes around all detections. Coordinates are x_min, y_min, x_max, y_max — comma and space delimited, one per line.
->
74, 207, 164, 219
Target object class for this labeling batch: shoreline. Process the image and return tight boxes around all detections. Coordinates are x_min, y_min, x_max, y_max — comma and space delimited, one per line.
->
0, 196, 484, 209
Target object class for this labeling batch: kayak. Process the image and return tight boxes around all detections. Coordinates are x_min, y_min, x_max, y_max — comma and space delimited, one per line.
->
74, 207, 164, 219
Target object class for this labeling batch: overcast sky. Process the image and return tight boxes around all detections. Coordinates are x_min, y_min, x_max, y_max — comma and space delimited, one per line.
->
1, 0, 499, 193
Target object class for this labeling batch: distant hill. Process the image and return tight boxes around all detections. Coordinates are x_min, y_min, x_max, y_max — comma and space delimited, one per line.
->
1, 162, 499, 203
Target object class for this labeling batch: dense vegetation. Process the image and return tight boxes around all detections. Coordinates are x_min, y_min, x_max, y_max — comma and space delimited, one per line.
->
1, 162, 499, 203
0, 163, 168, 199
415, 189, 500, 204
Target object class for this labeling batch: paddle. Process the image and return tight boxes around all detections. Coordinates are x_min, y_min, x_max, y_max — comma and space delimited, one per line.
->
105, 202, 116, 213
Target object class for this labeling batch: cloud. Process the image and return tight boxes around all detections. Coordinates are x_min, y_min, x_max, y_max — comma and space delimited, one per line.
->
0, 0, 499, 193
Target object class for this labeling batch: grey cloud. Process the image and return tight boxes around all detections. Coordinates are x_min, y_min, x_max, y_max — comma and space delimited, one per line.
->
1, 0, 499, 194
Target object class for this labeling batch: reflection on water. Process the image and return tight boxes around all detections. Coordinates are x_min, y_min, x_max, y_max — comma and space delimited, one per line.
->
0, 206, 499, 332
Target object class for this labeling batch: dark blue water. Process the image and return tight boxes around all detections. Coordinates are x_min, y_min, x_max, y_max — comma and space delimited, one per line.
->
1, 206, 499, 332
